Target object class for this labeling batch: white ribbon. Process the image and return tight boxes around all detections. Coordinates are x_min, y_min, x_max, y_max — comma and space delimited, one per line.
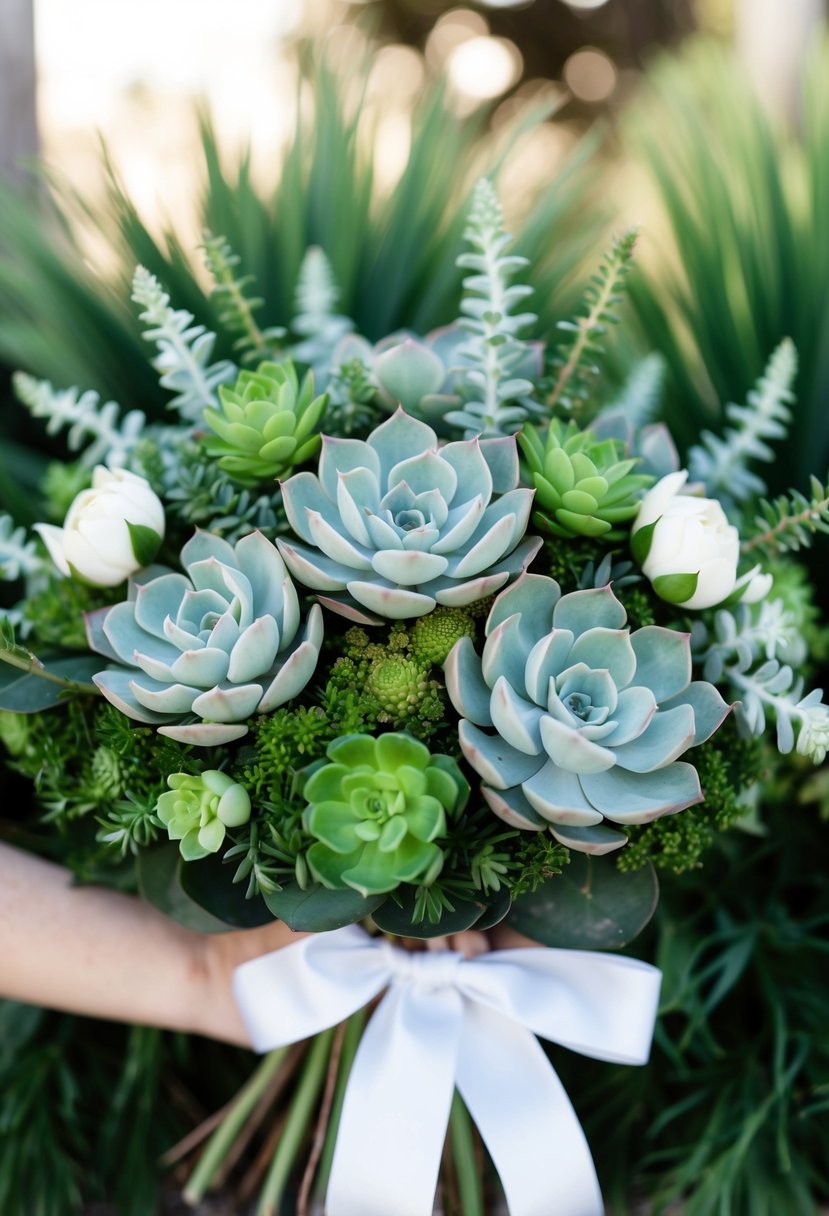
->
233, 926, 661, 1216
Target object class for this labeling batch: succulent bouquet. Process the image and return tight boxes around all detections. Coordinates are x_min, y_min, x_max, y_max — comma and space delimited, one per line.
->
2, 178, 827, 1214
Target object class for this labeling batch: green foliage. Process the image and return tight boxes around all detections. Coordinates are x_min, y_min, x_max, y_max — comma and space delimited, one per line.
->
624, 39, 829, 488
12, 371, 145, 468
202, 230, 284, 363
0, 60, 603, 440
410, 606, 476, 668
619, 722, 764, 873
547, 228, 638, 420
445, 178, 540, 437
688, 339, 796, 505
160, 440, 284, 542
575, 801, 829, 1216
131, 265, 236, 422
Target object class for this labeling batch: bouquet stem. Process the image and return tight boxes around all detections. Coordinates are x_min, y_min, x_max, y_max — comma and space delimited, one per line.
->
312, 1008, 368, 1203
257, 1028, 336, 1216
449, 1092, 484, 1216
182, 1046, 289, 1205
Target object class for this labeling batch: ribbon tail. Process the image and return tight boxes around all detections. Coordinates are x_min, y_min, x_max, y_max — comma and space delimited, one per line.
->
456, 1000, 604, 1216
327, 981, 463, 1216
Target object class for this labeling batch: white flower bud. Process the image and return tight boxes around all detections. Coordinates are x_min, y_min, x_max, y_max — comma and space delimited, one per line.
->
632, 470, 740, 610
34, 466, 164, 588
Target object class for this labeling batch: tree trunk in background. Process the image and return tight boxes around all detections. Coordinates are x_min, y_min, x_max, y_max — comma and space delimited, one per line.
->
0, 0, 39, 181
736, 0, 825, 122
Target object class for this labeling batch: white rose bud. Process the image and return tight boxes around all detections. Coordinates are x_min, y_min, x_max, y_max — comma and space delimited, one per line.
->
631, 470, 739, 610
35, 466, 165, 588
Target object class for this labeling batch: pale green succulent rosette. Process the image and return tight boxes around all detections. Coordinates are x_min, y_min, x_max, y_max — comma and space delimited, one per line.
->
445, 573, 731, 855
202, 360, 327, 486
156, 770, 251, 861
300, 732, 469, 898
88, 530, 323, 745
277, 407, 541, 624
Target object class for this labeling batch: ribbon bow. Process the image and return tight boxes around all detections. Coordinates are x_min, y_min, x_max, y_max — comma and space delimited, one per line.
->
233, 925, 661, 1216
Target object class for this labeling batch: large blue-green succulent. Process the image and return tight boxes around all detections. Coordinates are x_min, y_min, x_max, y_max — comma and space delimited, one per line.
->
88, 531, 323, 745
276, 408, 541, 623
445, 574, 730, 854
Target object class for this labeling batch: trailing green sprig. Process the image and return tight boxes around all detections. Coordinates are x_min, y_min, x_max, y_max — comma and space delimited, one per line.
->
202, 232, 285, 364
688, 339, 796, 504
0, 515, 40, 582
743, 473, 829, 556
547, 228, 638, 418
12, 372, 145, 468
445, 178, 540, 437
131, 266, 236, 423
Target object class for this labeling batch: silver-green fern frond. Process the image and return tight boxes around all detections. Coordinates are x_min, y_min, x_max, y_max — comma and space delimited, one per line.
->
12, 372, 145, 467
688, 339, 796, 505
445, 178, 540, 438
131, 266, 236, 423
0, 515, 40, 581
290, 246, 354, 377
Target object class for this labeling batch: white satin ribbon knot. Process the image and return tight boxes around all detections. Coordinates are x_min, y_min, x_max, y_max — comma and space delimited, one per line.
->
233, 925, 661, 1216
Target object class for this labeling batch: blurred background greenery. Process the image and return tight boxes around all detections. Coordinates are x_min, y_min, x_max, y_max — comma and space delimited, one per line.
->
1, 0, 828, 1213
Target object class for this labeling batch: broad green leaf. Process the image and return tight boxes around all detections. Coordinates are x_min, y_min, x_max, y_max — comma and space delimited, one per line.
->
263, 882, 383, 932
0, 656, 101, 712
372, 886, 493, 939
507, 855, 659, 950
179, 852, 274, 930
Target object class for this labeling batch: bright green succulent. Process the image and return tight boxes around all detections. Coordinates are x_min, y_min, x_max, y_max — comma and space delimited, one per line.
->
202, 360, 327, 485
445, 573, 730, 855
300, 732, 469, 897
367, 657, 430, 723
88, 530, 323, 745
277, 407, 541, 623
156, 770, 251, 861
410, 605, 476, 668
519, 419, 652, 540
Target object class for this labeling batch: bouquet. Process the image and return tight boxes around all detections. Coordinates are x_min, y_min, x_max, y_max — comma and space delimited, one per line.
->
2, 178, 827, 1215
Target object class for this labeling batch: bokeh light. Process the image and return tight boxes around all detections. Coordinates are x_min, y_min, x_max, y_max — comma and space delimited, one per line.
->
562, 0, 610, 10
563, 46, 617, 102
448, 36, 523, 100
425, 8, 490, 67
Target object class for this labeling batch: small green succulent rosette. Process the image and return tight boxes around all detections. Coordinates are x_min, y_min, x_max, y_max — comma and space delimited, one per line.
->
277, 407, 541, 623
87, 530, 323, 745
156, 770, 251, 861
519, 419, 652, 540
300, 732, 469, 898
445, 573, 730, 855
202, 360, 327, 485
